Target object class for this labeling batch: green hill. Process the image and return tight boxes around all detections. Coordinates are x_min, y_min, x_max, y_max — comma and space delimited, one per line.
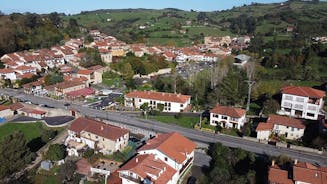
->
66, 1, 327, 46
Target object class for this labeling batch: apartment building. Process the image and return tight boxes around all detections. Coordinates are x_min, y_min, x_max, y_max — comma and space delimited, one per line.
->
279, 86, 325, 120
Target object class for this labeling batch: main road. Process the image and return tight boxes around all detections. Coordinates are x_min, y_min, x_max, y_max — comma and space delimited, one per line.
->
1, 88, 327, 166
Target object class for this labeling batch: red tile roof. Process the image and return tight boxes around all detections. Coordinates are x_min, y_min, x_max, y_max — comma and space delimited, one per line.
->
0, 105, 10, 112
210, 105, 246, 118
293, 162, 327, 184
256, 122, 274, 131
125, 91, 191, 104
76, 158, 91, 176
119, 154, 177, 184
66, 88, 95, 97
138, 132, 196, 164
55, 80, 85, 90
9, 103, 24, 111
69, 117, 129, 141
14, 65, 36, 71
268, 166, 293, 184
0, 68, 15, 74
282, 86, 325, 98
268, 114, 306, 129
20, 107, 46, 115
88, 65, 103, 71
78, 69, 93, 75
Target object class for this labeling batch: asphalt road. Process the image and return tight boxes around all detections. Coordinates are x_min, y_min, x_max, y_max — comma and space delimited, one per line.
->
2, 88, 327, 166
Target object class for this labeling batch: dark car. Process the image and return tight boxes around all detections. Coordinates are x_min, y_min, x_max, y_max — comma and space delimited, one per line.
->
187, 176, 196, 184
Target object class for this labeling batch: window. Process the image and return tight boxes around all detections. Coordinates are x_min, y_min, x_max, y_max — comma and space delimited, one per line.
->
153, 101, 156, 105
180, 104, 183, 107
168, 103, 171, 107
306, 113, 315, 117
291, 127, 294, 131
165, 157, 168, 161
139, 99, 141, 102
168, 108, 171, 111
222, 116, 228, 120
150, 100, 152, 105
287, 126, 289, 129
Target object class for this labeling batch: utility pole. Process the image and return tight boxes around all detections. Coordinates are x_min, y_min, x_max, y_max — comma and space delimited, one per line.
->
246, 80, 255, 112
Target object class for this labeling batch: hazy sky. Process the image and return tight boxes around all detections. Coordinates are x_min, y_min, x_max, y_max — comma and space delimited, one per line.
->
1, 0, 286, 14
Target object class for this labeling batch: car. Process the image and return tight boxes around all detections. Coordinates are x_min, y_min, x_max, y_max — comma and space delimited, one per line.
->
187, 176, 196, 184
64, 103, 70, 106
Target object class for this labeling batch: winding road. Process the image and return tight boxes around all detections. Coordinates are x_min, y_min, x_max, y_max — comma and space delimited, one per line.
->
2, 88, 327, 166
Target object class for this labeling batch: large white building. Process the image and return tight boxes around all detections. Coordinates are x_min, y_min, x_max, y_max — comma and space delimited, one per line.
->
65, 117, 129, 156
279, 86, 325, 120
118, 132, 196, 184
209, 105, 246, 130
124, 91, 191, 113
256, 114, 306, 141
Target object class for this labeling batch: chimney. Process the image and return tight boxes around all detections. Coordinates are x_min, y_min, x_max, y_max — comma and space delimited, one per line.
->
294, 159, 298, 165
101, 126, 104, 131
272, 160, 275, 166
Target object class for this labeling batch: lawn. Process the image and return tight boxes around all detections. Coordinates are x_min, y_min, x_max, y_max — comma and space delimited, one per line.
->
149, 115, 199, 128
0, 122, 44, 141
102, 71, 124, 88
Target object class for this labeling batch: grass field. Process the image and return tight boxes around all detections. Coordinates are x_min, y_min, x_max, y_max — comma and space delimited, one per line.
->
149, 115, 199, 128
0, 122, 44, 141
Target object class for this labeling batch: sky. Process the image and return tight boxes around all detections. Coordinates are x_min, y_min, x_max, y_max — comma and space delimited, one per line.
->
0, 0, 286, 14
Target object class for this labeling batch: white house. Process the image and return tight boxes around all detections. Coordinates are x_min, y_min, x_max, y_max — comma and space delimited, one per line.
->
209, 105, 246, 130
256, 114, 306, 140
118, 132, 196, 184
0, 105, 13, 119
65, 117, 129, 156
18, 107, 47, 119
279, 86, 325, 120
124, 91, 191, 113
0, 68, 17, 81
118, 154, 179, 184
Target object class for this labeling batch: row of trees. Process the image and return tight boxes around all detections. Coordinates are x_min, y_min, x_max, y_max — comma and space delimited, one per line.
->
0, 12, 81, 56
111, 53, 171, 79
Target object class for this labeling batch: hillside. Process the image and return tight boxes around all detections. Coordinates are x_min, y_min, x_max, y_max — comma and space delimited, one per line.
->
66, 1, 327, 46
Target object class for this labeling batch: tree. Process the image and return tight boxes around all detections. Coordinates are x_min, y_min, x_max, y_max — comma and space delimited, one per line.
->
58, 160, 77, 182
263, 98, 280, 115
0, 131, 35, 179
121, 63, 134, 80
79, 48, 104, 68
46, 144, 66, 161
44, 73, 63, 85
41, 129, 56, 143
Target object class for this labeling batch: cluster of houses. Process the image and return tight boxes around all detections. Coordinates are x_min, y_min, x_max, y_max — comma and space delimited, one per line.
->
63, 117, 196, 184
268, 160, 327, 184
123, 84, 326, 143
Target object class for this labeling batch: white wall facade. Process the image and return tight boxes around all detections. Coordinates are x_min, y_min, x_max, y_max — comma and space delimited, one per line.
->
256, 130, 271, 140
280, 93, 324, 120
209, 112, 246, 130
0, 72, 17, 81
125, 96, 190, 113
273, 124, 305, 140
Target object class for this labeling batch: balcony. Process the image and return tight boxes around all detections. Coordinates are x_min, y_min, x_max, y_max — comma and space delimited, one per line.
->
119, 173, 142, 183
308, 98, 320, 105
